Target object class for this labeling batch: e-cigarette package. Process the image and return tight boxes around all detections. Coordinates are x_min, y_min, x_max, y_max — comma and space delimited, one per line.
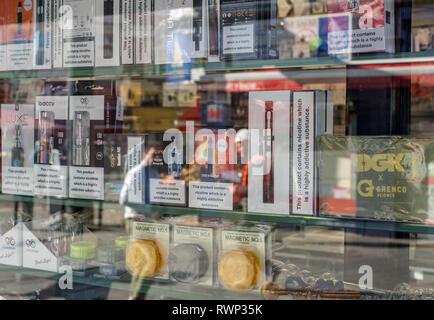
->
248, 91, 291, 215
154, 0, 194, 65
291, 90, 333, 216
34, 93, 69, 197
52, 0, 63, 68
219, 0, 278, 61
134, 0, 153, 64
191, 0, 208, 59
120, 0, 134, 65
188, 128, 236, 211
33, 0, 52, 69
207, 0, 220, 62
327, 0, 395, 54
62, 0, 96, 67
1, 104, 35, 195
125, 135, 146, 204
6, 0, 34, 70
95, 0, 120, 67
147, 132, 187, 206
0, 5, 8, 71
69, 82, 121, 200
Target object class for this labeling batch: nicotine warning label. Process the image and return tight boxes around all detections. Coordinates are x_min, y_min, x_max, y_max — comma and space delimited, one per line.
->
222, 24, 254, 54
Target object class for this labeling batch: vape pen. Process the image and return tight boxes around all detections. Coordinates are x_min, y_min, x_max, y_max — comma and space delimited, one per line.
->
263, 101, 274, 203
208, 0, 219, 56
103, 0, 114, 59
11, 123, 24, 167
207, 137, 214, 176
17, 2, 23, 35
39, 111, 55, 164
73, 112, 90, 166
193, 0, 203, 52
36, 0, 45, 65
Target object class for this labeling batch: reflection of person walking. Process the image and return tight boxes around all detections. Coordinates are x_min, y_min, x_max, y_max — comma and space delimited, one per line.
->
119, 147, 157, 300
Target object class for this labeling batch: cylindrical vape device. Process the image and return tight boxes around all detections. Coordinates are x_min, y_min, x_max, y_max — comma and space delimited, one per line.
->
17, 2, 23, 35
263, 101, 274, 203
208, 0, 219, 56
39, 111, 55, 164
193, 0, 203, 52
12, 125, 24, 167
73, 111, 90, 166
103, 0, 114, 59
36, 0, 45, 65
207, 137, 214, 176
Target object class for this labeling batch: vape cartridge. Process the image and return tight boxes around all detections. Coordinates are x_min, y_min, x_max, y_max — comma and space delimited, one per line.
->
263, 101, 274, 204
168, 136, 182, 178
36, 0, 45, 65
103, 0, 114, 59
17, 2, 23, 35
11, 123, 24, 167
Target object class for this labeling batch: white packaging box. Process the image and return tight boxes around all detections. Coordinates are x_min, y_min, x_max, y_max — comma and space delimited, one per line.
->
154, 0, 194, 65
62, 0, 96, 67
52, 0, 63, 68
291, 90, 333, 216
5, 0, 52, 70
125, 135, 146, 204
135, 0, 152, 64
68, 95, 105, 200
95, 0, 120, 67
34, 96, 69, 198
0, 222, 23, 267
248, 90, 291, 215
120, 0, 134, 64
1, 104, 35, 196
33, 0, 52, 69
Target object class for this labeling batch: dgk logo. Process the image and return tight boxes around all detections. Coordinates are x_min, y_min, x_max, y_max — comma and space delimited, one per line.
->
357, 154, 405, 173
357, 180, 374, 197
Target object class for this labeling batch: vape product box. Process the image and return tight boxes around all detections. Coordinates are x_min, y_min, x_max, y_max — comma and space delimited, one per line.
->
170, 224, 215, 286
33, 0, 52, 69
125, 135, 146, 204
219, 0, 278, 61
62, 0, 96, 67
0, 220, 22, 267
6, 0, 34, 70
1, 104, 35, 196
291, 90, 333, 216
120, 0, 134, 64
69, 83, 122, 200
327, 0, 395, 54
0, 6, 7, 71
277, 14, 329, 59
248, 91, 291, 215
135, 0, 153, 64
104, 134, 126, 201
148, 132, 187, 206
207, 0, 220, 62
52, 0, 63, 68
34, 94, 69, 197
95, 0, 120, 67
154, 0, 194, 65
318, 136, 432, 223
188, 129, 236, 211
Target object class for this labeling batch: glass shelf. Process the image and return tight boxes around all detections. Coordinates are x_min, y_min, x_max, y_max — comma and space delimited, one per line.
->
0, 51, 432, 80
3, 194, 434, 235
0, 265, 260, 300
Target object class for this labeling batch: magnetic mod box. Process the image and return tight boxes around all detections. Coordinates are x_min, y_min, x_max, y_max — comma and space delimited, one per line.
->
219, 0, 278, 61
